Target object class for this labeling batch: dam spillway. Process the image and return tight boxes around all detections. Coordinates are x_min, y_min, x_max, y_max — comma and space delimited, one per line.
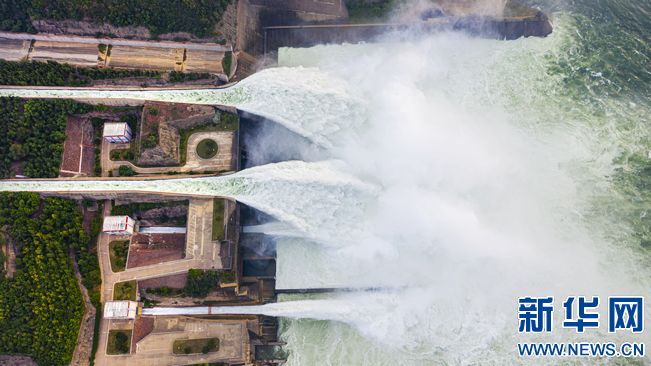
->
0, 160, 376, 242
1, 4, 651, 363
0, 67, 366, 148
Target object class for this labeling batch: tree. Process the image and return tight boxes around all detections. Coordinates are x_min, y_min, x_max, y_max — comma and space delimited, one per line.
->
0, 98, 92, 178
114, 332, 129, 353
184, 269, 219, 298
118, 165, 136, 177
8, 143, 26, 160
0, 193, 87, 365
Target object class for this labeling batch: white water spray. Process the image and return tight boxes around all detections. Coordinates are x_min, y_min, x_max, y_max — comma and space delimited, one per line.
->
0, 160, 375, 243
0, 67, 364, 147
2, 21, 651, 366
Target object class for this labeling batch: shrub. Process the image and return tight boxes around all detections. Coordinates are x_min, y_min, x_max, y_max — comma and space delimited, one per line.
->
118, 165, 136, 177
169, 71, 212, 83
184, 269, 219, 298
0, 60, 162, 86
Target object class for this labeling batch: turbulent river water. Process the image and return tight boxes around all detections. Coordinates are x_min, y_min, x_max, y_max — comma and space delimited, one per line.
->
1, 0, 651, 364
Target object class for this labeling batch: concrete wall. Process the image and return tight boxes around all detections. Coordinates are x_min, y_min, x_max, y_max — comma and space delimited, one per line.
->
263, 12, 552, 52
251, 0, 348, 24
231, 0, 350, 77
0, 32, 230, 75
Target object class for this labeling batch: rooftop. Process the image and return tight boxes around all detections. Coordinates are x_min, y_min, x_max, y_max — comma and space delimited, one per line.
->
103, 215, 133, 232
103, 122, 129, 136
104, 300, 138, 319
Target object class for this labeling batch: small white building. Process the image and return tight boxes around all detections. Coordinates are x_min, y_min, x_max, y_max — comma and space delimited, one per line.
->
104, 301, 138, 320
103, 122, 133, 143
103, 215, 135, 235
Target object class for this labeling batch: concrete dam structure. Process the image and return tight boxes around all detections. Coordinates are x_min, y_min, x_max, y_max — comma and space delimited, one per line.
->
252, 0, 553, 55
263, 13, 552, 53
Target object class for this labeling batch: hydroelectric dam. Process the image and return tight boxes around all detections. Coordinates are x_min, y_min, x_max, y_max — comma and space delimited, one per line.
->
2, 1, 650, 364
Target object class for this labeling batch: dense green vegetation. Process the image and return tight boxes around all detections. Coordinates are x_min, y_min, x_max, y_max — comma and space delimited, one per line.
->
118, 165, 137, 177
107, 330, 131, 355
109, 240, 129, 272
111, 200, 188, 217
0, 0, 34, 32
76, 205, 102, 306
146, 286, 182, 297
0, 0, 232, 37
0, 193, 86, 365
184, 269, 220, 298
0, 60, 161, 86
169, 71, 213, 83
113, 280, 137, 301
218, 270, 236, 283
173, 338, 219, 355
0, 97, 91, 178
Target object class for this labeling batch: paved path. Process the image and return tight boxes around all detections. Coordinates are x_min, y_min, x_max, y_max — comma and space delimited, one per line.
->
97, 318, 248, 366
95, 198, 223, 366
103, 131, 236, 175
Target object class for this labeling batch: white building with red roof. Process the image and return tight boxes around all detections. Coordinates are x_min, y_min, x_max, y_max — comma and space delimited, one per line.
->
102, 215, 135, 236
104, 301, 138, 319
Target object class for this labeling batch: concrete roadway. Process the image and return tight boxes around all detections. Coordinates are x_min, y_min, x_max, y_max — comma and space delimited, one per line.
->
95, 198, 222, 366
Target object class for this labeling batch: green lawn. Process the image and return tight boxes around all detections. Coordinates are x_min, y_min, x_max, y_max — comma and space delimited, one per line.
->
212, 199, 225, 241
173, 338, 219, 355
196, 139, 219, 159
107, 330, 131, 355
109, 240, 129, 272
113, 280, 137, 301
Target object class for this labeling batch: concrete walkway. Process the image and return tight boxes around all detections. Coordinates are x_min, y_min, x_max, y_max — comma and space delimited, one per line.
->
95, 198, 223, 366
98, 318, 248, 366
102, 131, 236, 176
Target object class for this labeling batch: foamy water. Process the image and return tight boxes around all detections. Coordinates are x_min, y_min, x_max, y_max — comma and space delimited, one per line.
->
1, 8, 651, 366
